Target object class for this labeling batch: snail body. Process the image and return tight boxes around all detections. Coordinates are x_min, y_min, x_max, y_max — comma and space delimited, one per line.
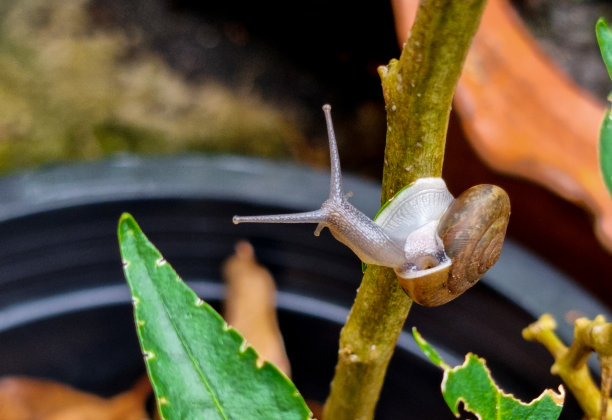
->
233, 105, 510, 306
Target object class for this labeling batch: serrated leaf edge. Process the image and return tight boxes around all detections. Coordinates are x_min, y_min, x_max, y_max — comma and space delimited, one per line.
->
441, 353, 565, 419
120, 215, 230, 419
119, 213, 314, 420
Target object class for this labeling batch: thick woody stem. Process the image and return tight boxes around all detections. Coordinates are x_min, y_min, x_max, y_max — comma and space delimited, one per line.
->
379, 0, 488, 198
322, 1, 487, 419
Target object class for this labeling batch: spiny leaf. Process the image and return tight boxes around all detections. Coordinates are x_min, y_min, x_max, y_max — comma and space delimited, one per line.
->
596, 18, 612, 197
413, 328, 565, 420
118, 213, 312, 420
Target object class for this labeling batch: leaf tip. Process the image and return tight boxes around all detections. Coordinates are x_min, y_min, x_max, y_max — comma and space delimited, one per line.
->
412, 327, 448, 369
596, 17, 609, 33
596, 17, 612, 81
412, 327, 424, 344
118, 212, 141, 239
119, 211, 134, 223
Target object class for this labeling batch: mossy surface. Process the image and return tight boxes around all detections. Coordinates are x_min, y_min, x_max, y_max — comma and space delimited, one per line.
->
0, 0, 306, 174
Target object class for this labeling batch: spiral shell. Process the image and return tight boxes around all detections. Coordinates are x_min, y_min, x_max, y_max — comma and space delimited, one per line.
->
398, 184, 510, 306
439, 184, 510, 291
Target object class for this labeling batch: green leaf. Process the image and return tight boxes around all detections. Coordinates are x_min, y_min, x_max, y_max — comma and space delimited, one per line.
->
601, 110, 612, 198
118, 213, 312, 420
413, 328, 565, 420
597, 19, 612, 197
596, 18, 612, 82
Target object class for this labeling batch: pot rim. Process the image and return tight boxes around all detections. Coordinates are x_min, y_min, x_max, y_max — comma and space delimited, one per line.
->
0, 154, 609, 343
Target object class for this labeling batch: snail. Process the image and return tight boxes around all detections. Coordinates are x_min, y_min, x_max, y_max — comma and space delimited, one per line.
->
233, 104, 510, 306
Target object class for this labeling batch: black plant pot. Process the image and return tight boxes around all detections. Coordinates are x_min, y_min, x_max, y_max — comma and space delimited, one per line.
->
0, 156, 609, 418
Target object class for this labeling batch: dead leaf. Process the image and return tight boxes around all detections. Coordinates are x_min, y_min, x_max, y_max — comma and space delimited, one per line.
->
222, 240, 291, 376
0, 375, 151, 420
392, 0, 612, 251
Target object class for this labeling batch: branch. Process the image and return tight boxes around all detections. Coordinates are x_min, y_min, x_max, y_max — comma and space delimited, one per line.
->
523, 314, 612, 419
322, 1, 487, 418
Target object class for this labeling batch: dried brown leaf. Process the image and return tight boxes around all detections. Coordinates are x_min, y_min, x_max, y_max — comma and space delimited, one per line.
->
0, 375, 151, 420
222, 240, 291, 376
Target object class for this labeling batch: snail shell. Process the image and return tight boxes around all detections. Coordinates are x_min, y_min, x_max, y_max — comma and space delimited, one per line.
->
396, 183, 510, 306
233, 104, 511, 306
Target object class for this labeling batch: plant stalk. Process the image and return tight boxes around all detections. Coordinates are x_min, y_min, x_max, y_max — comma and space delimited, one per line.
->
322, 1, 487, 419
523, 314, 612, 419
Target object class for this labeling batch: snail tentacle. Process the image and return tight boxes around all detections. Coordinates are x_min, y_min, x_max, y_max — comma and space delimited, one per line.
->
323, 104, 343, 203
232, 104, 511, 307
232, 209, 329, 226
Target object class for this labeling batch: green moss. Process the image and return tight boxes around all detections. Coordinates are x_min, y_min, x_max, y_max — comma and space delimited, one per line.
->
0, 0, 301, 174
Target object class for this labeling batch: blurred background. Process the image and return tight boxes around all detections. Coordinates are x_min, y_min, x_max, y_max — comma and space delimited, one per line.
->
1, 0, 612, 305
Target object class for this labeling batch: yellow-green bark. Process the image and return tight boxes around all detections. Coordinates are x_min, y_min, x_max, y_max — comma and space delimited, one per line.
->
323, 1, 487, 419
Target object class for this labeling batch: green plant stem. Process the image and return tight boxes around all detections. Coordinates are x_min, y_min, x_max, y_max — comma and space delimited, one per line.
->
380, 0, 487, 198
523, 314, 612, 419
322, 1, 487, 419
